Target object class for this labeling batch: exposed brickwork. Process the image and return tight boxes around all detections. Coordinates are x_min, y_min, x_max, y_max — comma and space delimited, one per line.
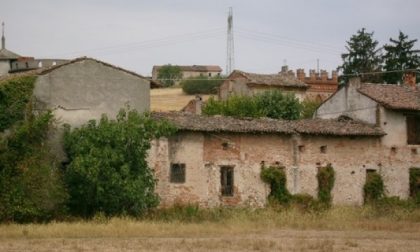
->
149, 130, 419, 207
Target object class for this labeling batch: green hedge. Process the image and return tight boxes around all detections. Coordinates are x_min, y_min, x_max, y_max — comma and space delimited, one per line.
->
181, 76, 224, 95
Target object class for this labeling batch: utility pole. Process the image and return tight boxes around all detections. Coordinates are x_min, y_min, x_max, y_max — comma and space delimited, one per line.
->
226, 7, 235, 75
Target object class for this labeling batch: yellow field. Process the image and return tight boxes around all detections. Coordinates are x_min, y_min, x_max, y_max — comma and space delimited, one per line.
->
150, 87, 211, 112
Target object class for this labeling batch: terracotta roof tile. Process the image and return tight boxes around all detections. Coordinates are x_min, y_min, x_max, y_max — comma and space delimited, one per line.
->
152, 112, 385, 136
233, 70, 308, 89
358, 84, 420, 111
153, 65, 222, 72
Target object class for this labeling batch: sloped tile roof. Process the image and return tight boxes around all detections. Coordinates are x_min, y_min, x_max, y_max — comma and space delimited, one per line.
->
153, 65, 222, 72
358, 84, 420, 111
233, 70, 308, 89
0, 48, 20, 59
152, 112, 385, 136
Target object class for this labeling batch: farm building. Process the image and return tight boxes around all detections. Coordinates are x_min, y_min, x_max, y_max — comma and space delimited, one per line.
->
149, 76, 420, 207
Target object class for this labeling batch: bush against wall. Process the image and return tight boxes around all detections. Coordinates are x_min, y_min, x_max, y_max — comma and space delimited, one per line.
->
409, 168, 420, 204
181, 76, 224, 95
203, 90, 302, 120
0, 76, 37, 131
0, 110, 67, 223
300, 98, 322, 119
363, 172, 385, 203
260, 166, 291, 204
63, 109, 176, 218
317, 164, 335, 206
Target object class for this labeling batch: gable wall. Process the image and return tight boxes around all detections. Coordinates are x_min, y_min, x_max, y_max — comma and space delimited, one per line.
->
316, 83, 378, 125
33, 59, 150, 127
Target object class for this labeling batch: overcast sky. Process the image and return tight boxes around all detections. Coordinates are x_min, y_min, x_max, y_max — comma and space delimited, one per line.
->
2, 0, 420, 76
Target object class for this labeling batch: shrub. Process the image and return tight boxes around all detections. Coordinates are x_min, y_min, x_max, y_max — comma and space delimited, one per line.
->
300, 98, 322, 119
317, 164, 335, 206
290, 193, 322, 211
181, 76, 224, 94
363, 172, 385, 203
260, 166, 291, 204
63, 108, 176, 218
0, 110, 67, 223
202, 90, 301, 120
255, 90, 302, 120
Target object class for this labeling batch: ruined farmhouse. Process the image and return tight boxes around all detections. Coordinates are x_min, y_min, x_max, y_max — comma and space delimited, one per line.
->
150, 76, 420, 207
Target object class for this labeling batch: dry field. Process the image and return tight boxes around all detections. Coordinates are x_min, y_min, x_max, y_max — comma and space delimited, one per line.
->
150, 87, 211, 112
1, 207, 420, 251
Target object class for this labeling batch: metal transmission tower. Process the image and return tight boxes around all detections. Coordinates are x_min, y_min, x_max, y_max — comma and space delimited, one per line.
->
226, 7, 235, 75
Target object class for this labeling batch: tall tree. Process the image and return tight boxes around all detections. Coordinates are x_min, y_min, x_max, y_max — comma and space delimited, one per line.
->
383, 31, 420, 84
157, 64, 183, 87
339, 28, 382, 83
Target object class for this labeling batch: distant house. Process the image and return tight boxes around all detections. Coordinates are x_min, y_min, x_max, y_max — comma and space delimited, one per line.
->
152, 65, 223, 83
0, 24, 20, 76
218, 69, 308, 101
295, 68, 338, 101
0, 23, 69, 76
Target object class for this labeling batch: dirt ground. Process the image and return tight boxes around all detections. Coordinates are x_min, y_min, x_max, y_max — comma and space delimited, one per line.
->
150, 87, 210, 111
1, 228, 419, 252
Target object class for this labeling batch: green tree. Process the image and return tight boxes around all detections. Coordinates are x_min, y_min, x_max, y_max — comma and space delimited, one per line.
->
255, 91, 301, 120
157, 64, 183, 87
181, 76, 224, 95
383, 31, 420, 84
339, 28, 383, 83
63, 109, 176, 217
202, 90, 301, 120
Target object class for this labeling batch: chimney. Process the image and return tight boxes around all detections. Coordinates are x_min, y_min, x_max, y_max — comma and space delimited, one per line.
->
195, 95, 202, 115
403, 71, 416, 89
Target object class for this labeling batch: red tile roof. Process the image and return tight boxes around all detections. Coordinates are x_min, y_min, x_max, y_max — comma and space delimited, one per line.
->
232, 70, 308, 89
358, 84, 420, 111
152, 112, 385, 136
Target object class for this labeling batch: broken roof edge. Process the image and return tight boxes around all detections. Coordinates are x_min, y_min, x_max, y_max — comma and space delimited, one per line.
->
151, 111, 385, 137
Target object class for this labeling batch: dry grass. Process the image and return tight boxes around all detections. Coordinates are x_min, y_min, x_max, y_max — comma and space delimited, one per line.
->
1, 206, 420, 251
150, 87, 211, 111
1, 206, 420, 239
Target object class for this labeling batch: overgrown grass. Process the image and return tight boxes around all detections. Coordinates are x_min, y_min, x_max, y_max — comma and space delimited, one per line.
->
1, 204, 419, 239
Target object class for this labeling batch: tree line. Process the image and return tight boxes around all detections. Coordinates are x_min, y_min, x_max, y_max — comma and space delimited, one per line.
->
339, 29, 420, 84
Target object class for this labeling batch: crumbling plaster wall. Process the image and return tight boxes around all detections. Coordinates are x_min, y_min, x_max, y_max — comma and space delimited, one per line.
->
315, 81, 377, 125
149, 131, 420, 207
33, 59, 150, 127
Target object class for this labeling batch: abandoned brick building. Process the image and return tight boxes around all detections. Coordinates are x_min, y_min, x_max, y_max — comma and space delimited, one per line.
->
218, 69, 308, 101
218, 66, 338, 102
149, 77, 420, 207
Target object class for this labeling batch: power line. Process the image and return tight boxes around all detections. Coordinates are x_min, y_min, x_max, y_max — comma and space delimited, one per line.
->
47, 28, 225, 57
